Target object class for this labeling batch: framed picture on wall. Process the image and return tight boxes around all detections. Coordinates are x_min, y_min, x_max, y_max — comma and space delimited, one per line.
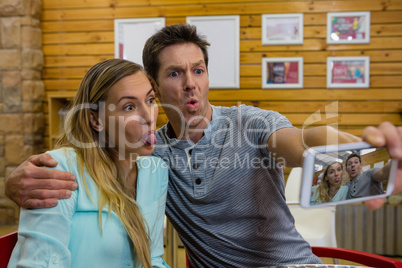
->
186, 15, 240, 89
114, 18, 165, 65
327, 11, 370, 44
327, 56, 370, 88
262, 13, 303, 45
262, 57, 303, 88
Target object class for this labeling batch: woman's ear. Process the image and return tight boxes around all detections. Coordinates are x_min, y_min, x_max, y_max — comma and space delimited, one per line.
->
89, 111, 104, 132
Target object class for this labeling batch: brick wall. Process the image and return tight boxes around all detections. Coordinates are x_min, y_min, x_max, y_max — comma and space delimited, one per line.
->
0, 0, 44, 225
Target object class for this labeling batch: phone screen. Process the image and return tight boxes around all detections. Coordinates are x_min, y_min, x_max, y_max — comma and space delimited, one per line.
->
300, 142, 397, 208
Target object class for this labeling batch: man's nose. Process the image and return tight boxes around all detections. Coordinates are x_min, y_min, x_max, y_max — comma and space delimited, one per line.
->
184, 71, 196, 91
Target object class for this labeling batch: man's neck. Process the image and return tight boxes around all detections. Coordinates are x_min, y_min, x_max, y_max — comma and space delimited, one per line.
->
186, 128, 206, 144
350, 172, 361, 181
168, 105, 213, 144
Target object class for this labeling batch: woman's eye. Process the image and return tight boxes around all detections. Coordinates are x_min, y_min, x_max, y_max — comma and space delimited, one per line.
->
124, 104, 135, 111
147, 97, 156, 104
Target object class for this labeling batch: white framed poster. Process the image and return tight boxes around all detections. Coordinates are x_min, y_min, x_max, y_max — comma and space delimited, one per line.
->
262, 57, 303, 89
187, 15, 240, 89
262, 13, 304, 45
327, 12, 370, 44
114, 18, 165, 65
327, 56, 370, 88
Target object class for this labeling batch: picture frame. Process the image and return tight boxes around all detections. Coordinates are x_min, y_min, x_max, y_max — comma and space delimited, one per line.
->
327, 11, 370, 44
327, 56, 370, 88
262, 57, 303, 89
186, 15, 240, 89
114, 18, 165, 66
262, 13, 304, 45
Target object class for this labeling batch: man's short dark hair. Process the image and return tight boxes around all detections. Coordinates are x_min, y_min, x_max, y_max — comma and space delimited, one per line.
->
346, 152, 361, 165
142, 23, 210, 84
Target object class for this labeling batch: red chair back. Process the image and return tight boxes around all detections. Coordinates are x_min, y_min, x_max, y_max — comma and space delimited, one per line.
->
312, 246, 402, 268
186, 247, 402, 268
0, 231, 18, 268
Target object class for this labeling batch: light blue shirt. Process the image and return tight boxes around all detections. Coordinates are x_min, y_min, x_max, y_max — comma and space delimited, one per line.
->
8, 148, 170, 268
310, 185, 349, 204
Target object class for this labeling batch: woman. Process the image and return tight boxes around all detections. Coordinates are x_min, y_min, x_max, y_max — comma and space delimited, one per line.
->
8, 59, 169, 268
311, 161, 348, 205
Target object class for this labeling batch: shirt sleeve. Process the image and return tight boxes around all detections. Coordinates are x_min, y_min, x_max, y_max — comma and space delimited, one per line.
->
148, 160, 170, 268
310, 185, 320, 204
8, 150, 77, 268
237, 105, 294, 155
366, 168, 380, 180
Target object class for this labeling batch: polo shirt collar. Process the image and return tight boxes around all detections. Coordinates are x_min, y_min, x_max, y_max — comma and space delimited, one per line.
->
161, 105, 226, 149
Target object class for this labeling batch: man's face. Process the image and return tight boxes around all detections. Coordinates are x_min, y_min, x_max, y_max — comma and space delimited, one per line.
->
153, 43, 211, 131
346, 156, 362, 180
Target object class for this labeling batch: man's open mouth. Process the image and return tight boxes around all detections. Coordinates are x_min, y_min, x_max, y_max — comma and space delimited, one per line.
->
186, 99, 199, 109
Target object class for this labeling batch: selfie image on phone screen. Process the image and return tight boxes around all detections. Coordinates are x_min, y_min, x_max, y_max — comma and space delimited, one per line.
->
301, 142, 397, 208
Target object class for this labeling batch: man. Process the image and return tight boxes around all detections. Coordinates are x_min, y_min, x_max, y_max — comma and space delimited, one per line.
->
5, 24, 402, 267
344, 152, 390, 199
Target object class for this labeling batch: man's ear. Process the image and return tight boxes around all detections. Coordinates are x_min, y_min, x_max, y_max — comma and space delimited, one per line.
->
89, 111, 104, 132
148, 76, 161, 98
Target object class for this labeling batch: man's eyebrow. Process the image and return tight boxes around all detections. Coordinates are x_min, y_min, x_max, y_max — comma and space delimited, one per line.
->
192, 60, 205, 67
166, 64, 181, 70
117, 88, 154, 103
166, 60, 205, 71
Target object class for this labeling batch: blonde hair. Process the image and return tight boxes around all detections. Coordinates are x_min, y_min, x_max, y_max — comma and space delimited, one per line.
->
56, 59, 151, 267
314, 162, 343, 204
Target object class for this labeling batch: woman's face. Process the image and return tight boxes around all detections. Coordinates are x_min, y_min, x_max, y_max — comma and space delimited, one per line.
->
326, 163, 343, 187
99, 71, 158, 159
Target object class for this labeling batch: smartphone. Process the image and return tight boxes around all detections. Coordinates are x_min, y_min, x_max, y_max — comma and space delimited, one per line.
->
300, 142, 398, 208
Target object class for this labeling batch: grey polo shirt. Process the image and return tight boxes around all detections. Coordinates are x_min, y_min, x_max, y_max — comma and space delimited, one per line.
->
153, 105, 322, 267
345, 168, 383, 199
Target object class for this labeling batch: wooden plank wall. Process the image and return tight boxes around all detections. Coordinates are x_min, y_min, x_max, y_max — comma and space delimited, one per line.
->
41, 0, 402, 176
